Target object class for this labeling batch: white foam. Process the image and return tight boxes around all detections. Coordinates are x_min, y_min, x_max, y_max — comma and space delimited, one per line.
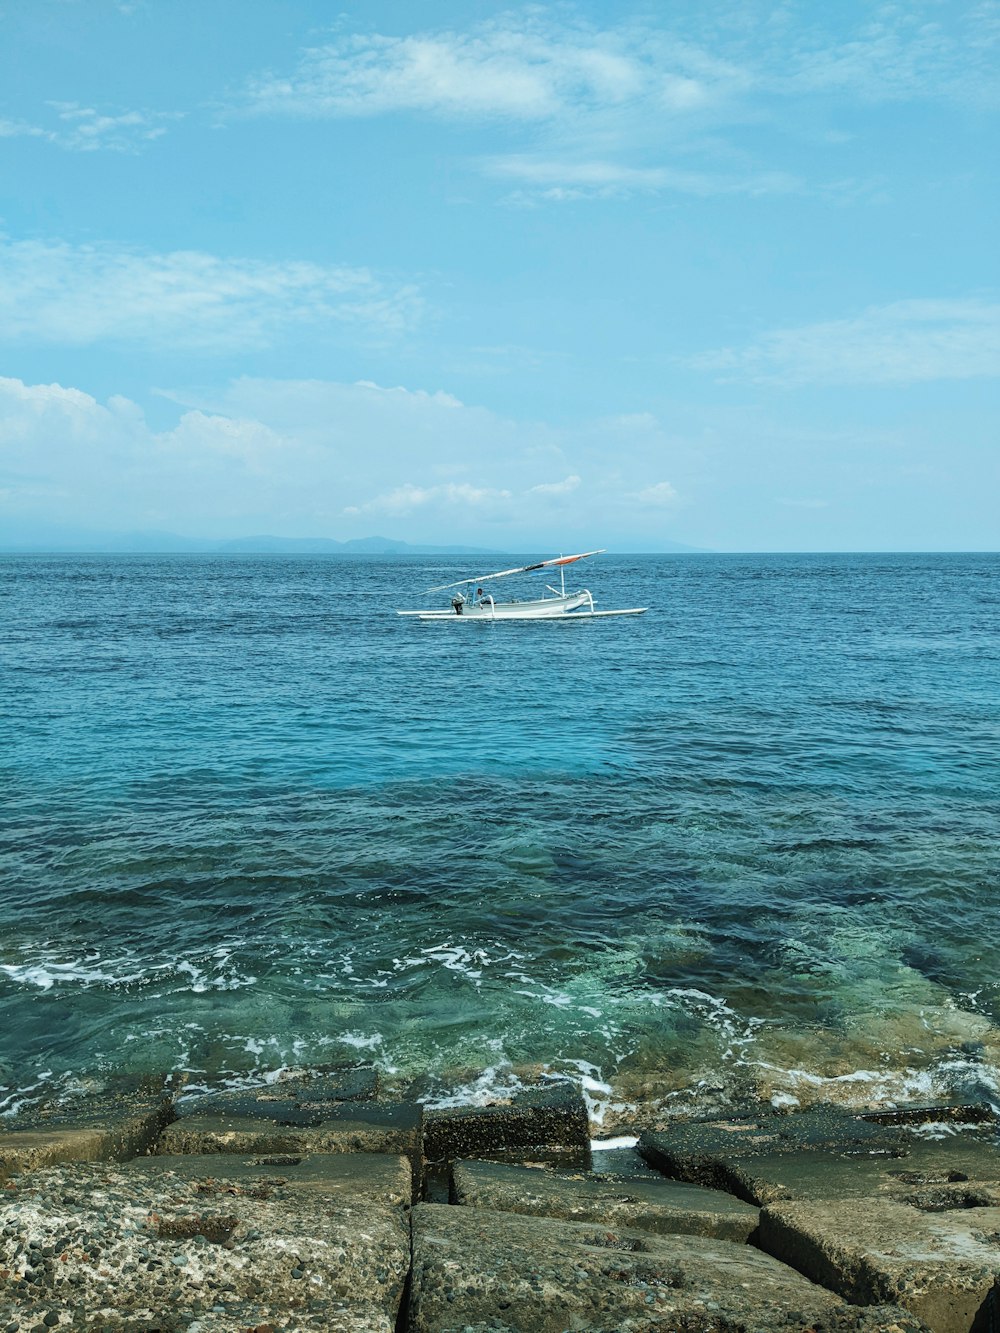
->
590, 1135, 639, 1150
770, 1092, 801, 1110
1, 946, 257, 994
0, 959, 147, 990
418, 1056, 527, 1110
337, 1032, 383, 1052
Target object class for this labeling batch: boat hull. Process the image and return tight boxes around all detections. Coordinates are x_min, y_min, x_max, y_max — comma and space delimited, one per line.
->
398, 609, 647, 621
398, 590, 589, 620
398, 601, 647, 621
397, 567, 648, 622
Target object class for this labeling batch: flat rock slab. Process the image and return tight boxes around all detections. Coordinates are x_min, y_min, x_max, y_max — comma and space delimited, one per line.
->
159, 1100, 421, 1161
452, 1159, 760, 1242
760, 1196, 1000, 1333
659, 1142, 1000, 1210
423, 1081, 591, 1165
128, 1150, 414, 1205
0, 1153, 409, 1330
409, 1201, 853, 1331
0, 1094, 175, 1184
639, 1112, 1000, 1207
0, 1299, 396, 1332
181, 1067, 380, 1121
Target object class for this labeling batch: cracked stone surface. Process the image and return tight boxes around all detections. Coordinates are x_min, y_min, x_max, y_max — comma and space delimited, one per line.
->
0, 1153, 410, 1332
760, 1196, 1000, 1333
452, 1158, 760, 1242
409, 1201, 849, 1331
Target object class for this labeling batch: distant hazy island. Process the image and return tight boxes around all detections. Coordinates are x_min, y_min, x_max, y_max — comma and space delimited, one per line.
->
0, 527, 703, 555
0, 529, 498, 556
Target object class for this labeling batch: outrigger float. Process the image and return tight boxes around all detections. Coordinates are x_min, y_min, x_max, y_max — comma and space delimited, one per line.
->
397, 549, 647, 621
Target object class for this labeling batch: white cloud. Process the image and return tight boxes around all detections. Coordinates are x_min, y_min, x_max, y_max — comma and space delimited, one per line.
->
631, 481, 678, 506
0, 239, 421, 350
46, 102, 180, 152
0, 374, 685, 546
248, 8, 992, 125
778, 10, 999, 106
348, 473, 587, 519
234, 6, 998, 208
0, 103, 178, 153
353, 380, 463, 408
489, 154, 800, 199
490, 157, 670, 189
693, 299, 1000, 386
343, 481, 514, 517
661, 74, 711, 110
528, 475, 581, 496
236, 15, 754, 202
243, 23, 647, 121
0, 117, 50, 141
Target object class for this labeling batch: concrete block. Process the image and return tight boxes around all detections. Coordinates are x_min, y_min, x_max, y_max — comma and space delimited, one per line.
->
159, 1100, 421, 1161
129, 1150, 414, 1205
0, 1091, 175, 1183
186, 1066, 380, 1120
639, 1108, 1000, 1207
0, 1153, 409, 1330
760, 1196, 1000, 1332
423, 1080, 590, 1164
409, 1201, 856, 1331
452, 1158, 760, 1242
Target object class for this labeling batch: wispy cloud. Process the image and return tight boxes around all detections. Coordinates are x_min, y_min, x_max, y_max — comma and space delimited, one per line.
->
46, 102, 180, 152
343, 481, 513, 517
528, 474, 581, 497
346, 473, 594, 519
631, 481, 679, 506
693, 298, 1000, 386
488, 155, 800, 200
775, 7, 1000, 106
0, 103, 178, 152
0, 239, 421, 350
234, 6, 998, 201
245, 8, 997, 123
0, 117, 49, 142
242, 21, 645, 121
236, 15, 738, 202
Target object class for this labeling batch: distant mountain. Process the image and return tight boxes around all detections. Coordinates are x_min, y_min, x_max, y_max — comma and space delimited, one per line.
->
0, 525, 499, 556
640, 539, 705, 553
0, 525, 706, 555
214, 535, 497, 555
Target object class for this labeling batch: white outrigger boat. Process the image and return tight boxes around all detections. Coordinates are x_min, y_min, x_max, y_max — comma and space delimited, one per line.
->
397, 549, 647, 621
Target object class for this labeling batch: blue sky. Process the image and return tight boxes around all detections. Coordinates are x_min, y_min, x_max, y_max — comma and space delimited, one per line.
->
0, 0, 997, 551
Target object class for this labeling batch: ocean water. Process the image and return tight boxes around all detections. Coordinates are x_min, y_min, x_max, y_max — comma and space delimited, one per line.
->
1, 551, 998, 1126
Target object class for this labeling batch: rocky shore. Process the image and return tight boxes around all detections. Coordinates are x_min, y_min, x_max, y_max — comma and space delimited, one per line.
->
1, 1071, 998, 1331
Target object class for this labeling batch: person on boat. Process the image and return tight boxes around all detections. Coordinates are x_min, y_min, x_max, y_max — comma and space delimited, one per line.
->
476, 586, 490, 606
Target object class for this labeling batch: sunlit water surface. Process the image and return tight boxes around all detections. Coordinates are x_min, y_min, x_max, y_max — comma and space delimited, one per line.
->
2, 552, 998, 1124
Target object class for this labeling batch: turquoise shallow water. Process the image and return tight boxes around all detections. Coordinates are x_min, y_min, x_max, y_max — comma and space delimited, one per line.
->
1, 552, 999, 1122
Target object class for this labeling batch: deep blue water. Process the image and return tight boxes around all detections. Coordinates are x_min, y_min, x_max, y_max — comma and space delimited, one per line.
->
1, 552, 998, 1124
